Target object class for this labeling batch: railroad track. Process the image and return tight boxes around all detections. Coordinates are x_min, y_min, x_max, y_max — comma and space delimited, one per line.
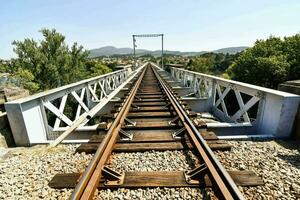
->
49, 63, 263, 199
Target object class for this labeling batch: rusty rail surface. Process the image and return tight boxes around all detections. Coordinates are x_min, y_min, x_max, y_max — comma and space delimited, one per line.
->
152, 66, 244, 199
53, 63, 250, 199
70, 66, 147, 199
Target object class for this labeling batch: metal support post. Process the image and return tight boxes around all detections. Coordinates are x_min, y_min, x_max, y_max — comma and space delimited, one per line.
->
161, 34, 164, 69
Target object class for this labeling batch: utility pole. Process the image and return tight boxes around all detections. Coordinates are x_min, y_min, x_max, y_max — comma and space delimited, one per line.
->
161, 34, 164, 69
132, 34, 164, 68
132, 35, 136, 69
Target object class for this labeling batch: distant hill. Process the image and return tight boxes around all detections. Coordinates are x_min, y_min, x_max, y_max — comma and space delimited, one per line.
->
88, 46, 248, 58
88, 46, 150, 58
212, 46, 248, 54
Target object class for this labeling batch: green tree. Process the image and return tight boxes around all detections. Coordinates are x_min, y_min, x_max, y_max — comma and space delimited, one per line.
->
283, 34, 300, 80
0, 59, 18, 74
12, 28, 89, 92
13, 68, 40, 92
85, 60, 112, 77
227, 36, 291, 89
187, 52, 239, 75
191, 56, 214, 73
106, 61, 118, 71
0, 64, 7, 73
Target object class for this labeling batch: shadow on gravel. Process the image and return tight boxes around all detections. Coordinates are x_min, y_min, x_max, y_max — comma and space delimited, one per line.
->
276, 140, 300, 169
182, 150, 198, 169
277, 154, 300, 169
276, 140, 300, 151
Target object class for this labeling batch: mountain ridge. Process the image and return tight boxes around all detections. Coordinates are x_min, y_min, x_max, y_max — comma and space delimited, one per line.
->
88, 46, 248, 58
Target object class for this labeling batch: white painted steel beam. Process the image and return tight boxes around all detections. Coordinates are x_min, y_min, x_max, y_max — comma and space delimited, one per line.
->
5, 65, 137, 146
170, 67, 300, 137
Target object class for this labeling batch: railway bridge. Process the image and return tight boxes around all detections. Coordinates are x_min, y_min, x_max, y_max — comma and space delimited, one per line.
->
3, 62, 300, 199
5, 62, 299, 146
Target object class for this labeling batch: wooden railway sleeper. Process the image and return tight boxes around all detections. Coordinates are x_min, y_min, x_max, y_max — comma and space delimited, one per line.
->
152, 66, 244, 199
184, 164, 208, 185
102, 166, 125, 186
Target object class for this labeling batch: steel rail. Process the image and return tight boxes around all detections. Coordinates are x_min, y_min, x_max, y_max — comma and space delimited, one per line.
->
70, 66, 147, 200
49, 64, 145, 147
151, 66, 244, 200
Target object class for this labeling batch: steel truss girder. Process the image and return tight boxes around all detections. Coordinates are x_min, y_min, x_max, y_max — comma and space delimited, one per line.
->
43, 70, 128, 132
171, 67, 261, 124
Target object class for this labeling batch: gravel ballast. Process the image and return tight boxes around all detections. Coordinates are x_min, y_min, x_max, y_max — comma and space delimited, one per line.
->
107, 150, 198, 172
96, 188, 204, 200
0, 140, 299, 199
0, 145, 92, 199
216, 140, 300, 200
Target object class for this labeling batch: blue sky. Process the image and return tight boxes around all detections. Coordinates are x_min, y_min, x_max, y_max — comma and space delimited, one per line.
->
1, 0, 300, 59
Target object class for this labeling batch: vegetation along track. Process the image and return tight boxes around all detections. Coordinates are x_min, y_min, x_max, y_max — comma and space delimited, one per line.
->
49, 63, 264, 199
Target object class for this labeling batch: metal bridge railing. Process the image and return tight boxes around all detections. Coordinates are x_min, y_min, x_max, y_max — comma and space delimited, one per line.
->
170, 67, 300, 137
5, 65, 135, 145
